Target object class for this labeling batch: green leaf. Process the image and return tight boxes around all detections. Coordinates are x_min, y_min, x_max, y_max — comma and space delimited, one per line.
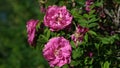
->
71, 8, 79, 18
84, 57, 89, 65
36, 21, 41, 31
103, 61, 110, 68
89, 58, 94, 65
62, 64, 69, 68
72, 50, 79, 59
90, 4, 95, 10
106, 49, 112, 55
89, 15, 96, 19
70, 60, 79, 66
84, 57, 94, 65
101, 37, 110, 44
72, 48, 83, 59
84, 33, 88, 42
78, 19, 88, 27
88, 30, 97, 36
46, 29, 50, 39
99, 35, 118, 44
88, 18, 98, 23
89, 10, 95, 15
44, 28, 48, 34
95, 0, 103, 7
94, 43, 99, 50
41, 35, 48, 42
70, 41, 76, 49
83, 14, 89, 18
54, 66, 59, 68
59, 1, 65, 6
88, 23, 98, 28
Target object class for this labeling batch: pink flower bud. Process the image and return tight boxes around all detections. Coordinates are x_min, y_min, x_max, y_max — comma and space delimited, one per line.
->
71, 25, 88, 46
26, 19, 39, 46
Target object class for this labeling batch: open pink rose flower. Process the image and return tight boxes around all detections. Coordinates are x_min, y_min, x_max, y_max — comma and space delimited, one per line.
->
71, 25, 89, 46
26, 19, 39, 45
43, 37, 72, 67
44, 5, 73, 31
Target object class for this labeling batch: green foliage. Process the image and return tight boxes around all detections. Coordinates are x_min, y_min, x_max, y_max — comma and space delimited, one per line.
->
72, 47, 83, 59
98, 34, 119, 44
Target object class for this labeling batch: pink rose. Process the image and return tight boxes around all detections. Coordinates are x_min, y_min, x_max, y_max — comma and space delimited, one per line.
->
43, 37, 72, 67
44, 5, 73, 31
71, 25, 89, 46
26, 19, 39, 46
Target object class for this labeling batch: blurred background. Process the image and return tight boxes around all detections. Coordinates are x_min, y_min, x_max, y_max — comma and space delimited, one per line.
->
0, 0, 49, 68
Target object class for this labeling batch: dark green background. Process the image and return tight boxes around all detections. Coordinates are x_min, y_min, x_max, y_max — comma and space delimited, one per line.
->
0, 0, 49, 68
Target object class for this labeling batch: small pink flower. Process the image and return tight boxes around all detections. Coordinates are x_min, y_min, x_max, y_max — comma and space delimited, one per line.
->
26, 19, 39, 45
88, 52, 93, 58
85, 0, 94, 12
87, 51, 93, 58
44, 5, 73, 31
43, 37, 72, 67
71, 25, 88, 46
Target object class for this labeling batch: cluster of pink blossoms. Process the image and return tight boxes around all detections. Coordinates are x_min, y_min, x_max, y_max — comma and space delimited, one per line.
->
26, 5, 89, 67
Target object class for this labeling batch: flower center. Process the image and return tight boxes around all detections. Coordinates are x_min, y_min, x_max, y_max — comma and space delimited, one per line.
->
57, 17, 62, 21
54, 46, 61, 56
75, 32, 83, 38
55, 13, 63, 24
54, 49, 59, 56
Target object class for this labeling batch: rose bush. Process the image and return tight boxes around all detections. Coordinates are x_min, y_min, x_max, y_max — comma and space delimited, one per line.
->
26, 0, 120, 68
